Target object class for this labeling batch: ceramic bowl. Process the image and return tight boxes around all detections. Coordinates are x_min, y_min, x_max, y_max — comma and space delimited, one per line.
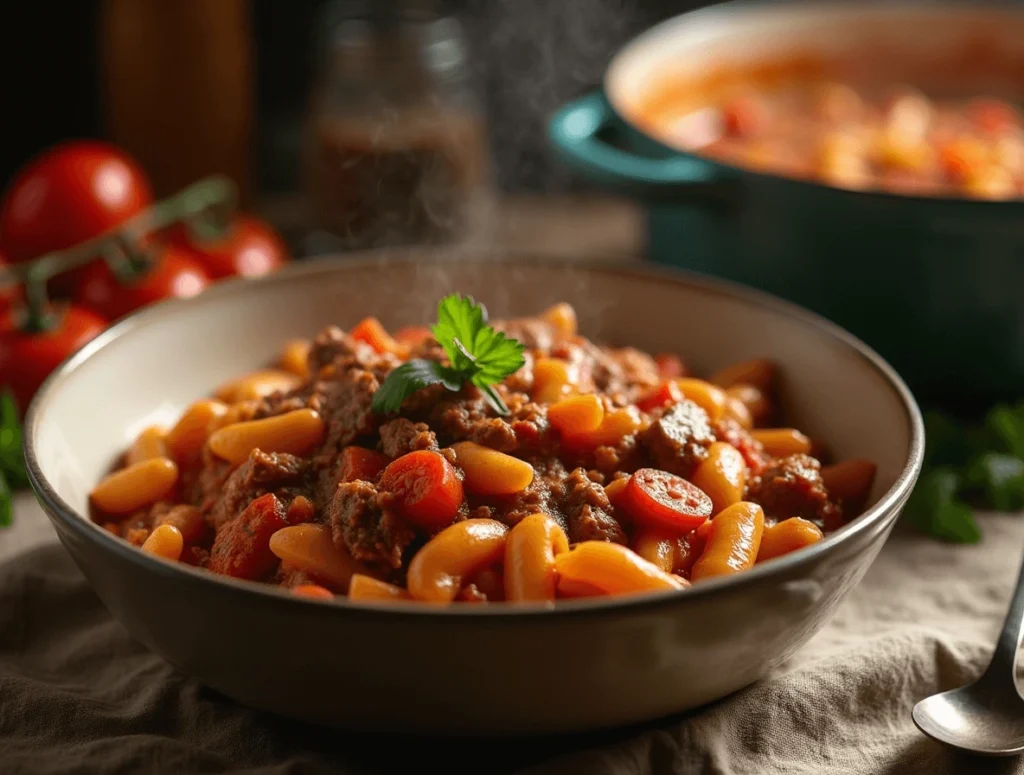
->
24, 252, 924, 736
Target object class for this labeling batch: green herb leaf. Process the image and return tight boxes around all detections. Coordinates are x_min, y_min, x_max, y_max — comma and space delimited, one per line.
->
373, 294, 525, 416
0, 390, 27, 493
985, 403, 1024, 460
904, 468, 981, 544
0, 470, 11, 528
965, 453, 1024, 512
371, 359, 462, 414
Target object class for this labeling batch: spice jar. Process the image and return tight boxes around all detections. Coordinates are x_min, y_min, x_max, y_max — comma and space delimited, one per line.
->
304, 0, 496, 251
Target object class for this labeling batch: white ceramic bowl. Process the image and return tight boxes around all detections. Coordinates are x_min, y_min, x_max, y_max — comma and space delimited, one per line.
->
24, 252, 924, 735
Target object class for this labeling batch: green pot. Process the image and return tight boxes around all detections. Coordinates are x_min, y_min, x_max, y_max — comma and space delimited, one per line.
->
549, 0, 1024, 406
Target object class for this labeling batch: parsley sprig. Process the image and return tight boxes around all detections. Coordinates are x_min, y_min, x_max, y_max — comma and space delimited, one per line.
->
905, 403, 1024, 543
0, 390, 28, 528
371, 294, 525, 416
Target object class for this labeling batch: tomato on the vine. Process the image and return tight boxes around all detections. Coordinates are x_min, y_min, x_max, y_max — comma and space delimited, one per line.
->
170, 215, 289, 280
73, 244, 210, 321
0, 141, 153, 295
0, 304, 107, 414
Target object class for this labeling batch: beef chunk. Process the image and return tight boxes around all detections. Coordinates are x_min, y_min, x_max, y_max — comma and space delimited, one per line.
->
307, 325, 358, 374
564, 467, 625, 544
592, 347, 661, 400
748, 454, 843, 529
208, 493, 288, 580
431, 397, 518, 451
640, 400, 715, 478
207, 450, 308, 529
328, 480, 415, 570
378, 417, 438, 459
314, 370, 381, 454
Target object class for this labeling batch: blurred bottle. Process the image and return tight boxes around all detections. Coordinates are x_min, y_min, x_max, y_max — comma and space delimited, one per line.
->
99, 0, 254, 205
303, 0, 496, 252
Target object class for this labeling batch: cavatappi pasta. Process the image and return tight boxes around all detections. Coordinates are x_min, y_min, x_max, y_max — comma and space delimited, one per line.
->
90, 302, 876, 605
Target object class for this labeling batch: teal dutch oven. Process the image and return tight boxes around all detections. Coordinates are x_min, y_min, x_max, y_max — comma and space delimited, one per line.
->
549, 0, 1024, 407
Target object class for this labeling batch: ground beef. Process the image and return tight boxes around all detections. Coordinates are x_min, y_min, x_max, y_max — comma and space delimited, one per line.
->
563, 467, 625, 544
640, 400, 715, 479
328, 480, 415, 571
207, 450, 308, 529
469, 459, 564, 529
378, 417, 438, 458
599, 347, 661, 399
307, 326, 357, 374
313, 370, 382, 454
493, 318, 556, 350
430, 396, 519, 451
748, 453, 843, 530
153, 503, 207, 545
713, 418, 771, 476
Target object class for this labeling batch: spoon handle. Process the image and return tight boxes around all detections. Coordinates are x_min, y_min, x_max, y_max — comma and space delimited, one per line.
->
979, 547, 1024, 688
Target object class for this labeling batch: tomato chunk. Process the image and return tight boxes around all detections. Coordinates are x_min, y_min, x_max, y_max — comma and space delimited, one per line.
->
654, 353, 687, 380
380, 450, 464, 530
208, 493, 287, 580
340, 446, 390, 483
622, 468, 713, 532
636, 380, 683, 413
350, 316, 398, 354
393, 325, 432, 345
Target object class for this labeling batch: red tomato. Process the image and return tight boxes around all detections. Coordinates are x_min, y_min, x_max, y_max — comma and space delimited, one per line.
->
636, 380, 683, 414
339, 446, 390, 483
171, 215, 288, 280
654, 353, 687, 380
722, 95, 769, 139
380, 450, 464, 530
74, 244, 210, 321
0, 141, 153, 294
0, 304, 107, 414
622, 468, 713, 533
967, 98, 1021, 136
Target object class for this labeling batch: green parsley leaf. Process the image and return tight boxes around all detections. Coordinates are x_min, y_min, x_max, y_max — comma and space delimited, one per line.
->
0, 470, 10, 528
371, 359, 462, 414
904, 468, 981, 544
373, 294, 525, 416
432, 293, 489, 373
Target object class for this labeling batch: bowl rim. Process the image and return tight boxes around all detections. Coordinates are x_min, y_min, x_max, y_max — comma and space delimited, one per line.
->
24, 249, 925, 621
603, 0, 1024, 208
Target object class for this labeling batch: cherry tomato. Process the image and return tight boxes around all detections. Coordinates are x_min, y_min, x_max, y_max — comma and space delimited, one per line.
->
0, 141, 153, 294
74, 244, 210, 321
380, 450, 464, 530
171, 215, 288, 280
0, 304, 107, 414
622, 468, 713, 533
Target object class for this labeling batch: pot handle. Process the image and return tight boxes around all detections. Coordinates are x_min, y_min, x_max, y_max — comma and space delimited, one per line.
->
548, 90, 729, 200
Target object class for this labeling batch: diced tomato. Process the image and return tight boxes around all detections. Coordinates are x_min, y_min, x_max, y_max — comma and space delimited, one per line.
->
380, 450, 464, 530
968, 98, 1020, 136
636, 380, 683, 413
622, 468, 713, 533
394, 325, 432, 345
654, 353, 687, 380
938, 137, 987, 183
208, 493, 287, 580
340, 446, 390, 483
350, 316, 398, 354
722, 95, 769, 139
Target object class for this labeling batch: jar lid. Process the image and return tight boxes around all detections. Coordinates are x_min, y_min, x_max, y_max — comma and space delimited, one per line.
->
314, 0, 468, 78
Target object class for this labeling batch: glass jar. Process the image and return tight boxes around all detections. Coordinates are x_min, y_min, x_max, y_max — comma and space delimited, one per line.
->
303, 0, 496, 252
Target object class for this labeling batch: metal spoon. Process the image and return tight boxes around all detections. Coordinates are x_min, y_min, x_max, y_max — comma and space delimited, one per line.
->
913, 551, 1024, 755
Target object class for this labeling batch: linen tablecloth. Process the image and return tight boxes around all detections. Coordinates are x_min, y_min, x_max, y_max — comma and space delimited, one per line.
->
2, 491, 1023, 775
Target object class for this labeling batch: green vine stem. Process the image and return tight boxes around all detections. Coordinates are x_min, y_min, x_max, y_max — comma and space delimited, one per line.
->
0, 175, 238, 328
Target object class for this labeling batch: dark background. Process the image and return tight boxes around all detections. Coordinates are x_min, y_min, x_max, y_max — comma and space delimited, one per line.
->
0, 0, 707, 203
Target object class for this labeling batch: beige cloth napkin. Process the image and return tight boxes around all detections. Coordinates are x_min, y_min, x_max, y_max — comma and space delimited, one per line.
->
2, 493, 1023, 775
